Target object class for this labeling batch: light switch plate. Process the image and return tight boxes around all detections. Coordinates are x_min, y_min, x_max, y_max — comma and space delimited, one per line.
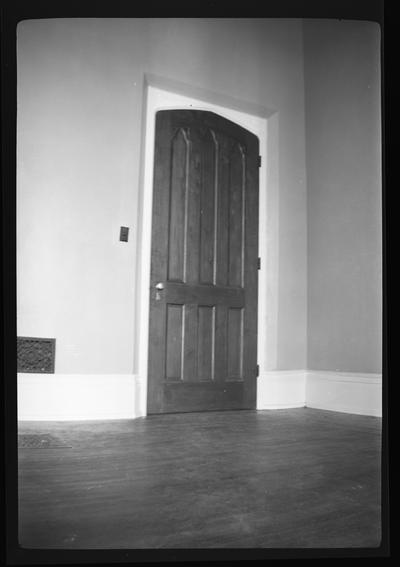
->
120, 226, 129, 242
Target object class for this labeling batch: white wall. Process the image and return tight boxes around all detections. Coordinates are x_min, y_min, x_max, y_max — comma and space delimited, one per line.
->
17, 19, 381, 420
303, 19, 382, 374
17, 18, 308, 419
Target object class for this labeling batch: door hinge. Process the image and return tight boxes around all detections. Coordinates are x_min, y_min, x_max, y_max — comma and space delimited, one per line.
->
258, 155, 262, 167
256, 364, 260, 377
257, 257, 261, 270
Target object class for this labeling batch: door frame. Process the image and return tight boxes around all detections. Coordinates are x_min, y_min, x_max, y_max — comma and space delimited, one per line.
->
135, 76, 274, 416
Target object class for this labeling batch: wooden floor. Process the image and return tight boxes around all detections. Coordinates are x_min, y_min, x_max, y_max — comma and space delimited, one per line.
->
17, 408, 382, 549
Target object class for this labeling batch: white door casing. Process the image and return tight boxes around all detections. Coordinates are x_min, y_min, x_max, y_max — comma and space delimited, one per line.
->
135, 81, 275, 416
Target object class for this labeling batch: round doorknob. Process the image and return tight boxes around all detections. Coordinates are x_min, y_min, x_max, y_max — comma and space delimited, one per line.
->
155, 282, 164, 290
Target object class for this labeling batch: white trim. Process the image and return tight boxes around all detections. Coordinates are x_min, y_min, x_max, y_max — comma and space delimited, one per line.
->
17, 374, 144, 421
305, 370, 382, 417
305, 370, 382, 384
256, 370, 382, 417
136, 78, 273, 416
256, 370, 307, 410
17, 370, 383, 420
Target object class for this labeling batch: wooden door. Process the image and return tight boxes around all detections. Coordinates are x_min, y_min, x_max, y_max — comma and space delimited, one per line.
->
147, 109, 259, 414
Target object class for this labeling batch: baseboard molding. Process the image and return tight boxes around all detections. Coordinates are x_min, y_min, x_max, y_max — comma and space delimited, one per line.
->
257, 370, 306, 410
17, 374, 145, 421
17, 370, 382, 420
305, 370, 382, 417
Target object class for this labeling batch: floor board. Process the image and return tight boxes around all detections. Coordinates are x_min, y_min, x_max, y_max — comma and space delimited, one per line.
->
17, 408, 382, 549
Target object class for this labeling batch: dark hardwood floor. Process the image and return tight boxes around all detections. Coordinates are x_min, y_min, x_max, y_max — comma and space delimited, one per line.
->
17, 408, 381, 549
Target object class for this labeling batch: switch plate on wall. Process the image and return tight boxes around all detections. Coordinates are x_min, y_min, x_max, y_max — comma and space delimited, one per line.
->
120, 226, 129, 242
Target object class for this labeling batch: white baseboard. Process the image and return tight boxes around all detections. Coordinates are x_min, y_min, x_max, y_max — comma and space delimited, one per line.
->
257, 370, 306, 410
17, 374, 145, 421
17, 370, 382, 420
305, 370, 382, 417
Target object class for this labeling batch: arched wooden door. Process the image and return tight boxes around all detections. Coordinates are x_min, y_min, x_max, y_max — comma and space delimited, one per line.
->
147, 109, 259, 414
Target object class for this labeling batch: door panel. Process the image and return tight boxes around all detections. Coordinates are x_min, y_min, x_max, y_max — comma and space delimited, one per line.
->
228, 142, 245, 287
165, 304, 183, 381
227, 307, 244, 381
168, 129, 188, 282
197, 305, 215, 381
147, 109, 259, 414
